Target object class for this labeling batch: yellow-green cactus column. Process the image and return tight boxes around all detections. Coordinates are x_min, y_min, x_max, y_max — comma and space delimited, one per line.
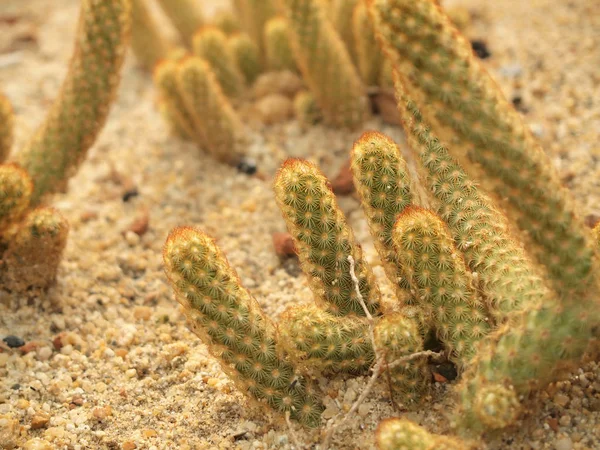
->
233, 0, 278, 58
192, 27, 246, 98
264, 17, 298, 72
163, 227, 324, 427
155, 0, 204, 46
0, 93, 14, 162
1, 207, 69, 291
228, 33, 263, 85
376, 418, 470, 450
370, 0, 599, 302
130, 0, 170, 70
330, 0, 359, 63
16, 0, 131, 205
0, 164, 32, 235
176, 57, 245, 165
278, 0, 369, 128
352, 1, 382, 86
274, 158, 382, 316
393, 206, 490, 369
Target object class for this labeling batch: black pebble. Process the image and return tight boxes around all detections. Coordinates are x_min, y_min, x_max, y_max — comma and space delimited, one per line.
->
471, 39, 491, 59
122, 188, 139, 202
3, 335, 25, 348
237, 158, 257, 175
11, 384, 20, 390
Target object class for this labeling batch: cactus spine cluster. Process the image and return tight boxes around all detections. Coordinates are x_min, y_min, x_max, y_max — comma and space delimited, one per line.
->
278, 0, 369, 128
154, 57, 244, 165
163, 227, 324, 427
15, 0, 131, 205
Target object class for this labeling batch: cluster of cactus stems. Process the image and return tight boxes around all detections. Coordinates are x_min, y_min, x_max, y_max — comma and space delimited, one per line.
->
0, 0, 130, 292
156, 0, 205, 46
153, 0, 600, 446
130, 0, 171, 70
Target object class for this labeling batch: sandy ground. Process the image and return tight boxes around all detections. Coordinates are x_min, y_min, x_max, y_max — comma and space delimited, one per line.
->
1, 0, 599, 449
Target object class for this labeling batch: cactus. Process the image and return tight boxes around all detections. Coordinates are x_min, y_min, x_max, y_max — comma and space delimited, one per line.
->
1, 208, 69, 292
330, 0, 359, 63
154, 57, 245, 165
0, 164, 32, 235
192, 27, 246, 98
376, 418, 469, 450
369, 0, 599, 303
214, 10, 242, 35
278, 0, 369, 128
0, 93, 14, 162
273, 158, 382, 317
393, 206, 490, 369
163, 227, 324, 427
155, 0, 204, 46
352, 1, 383, 86
228, 33, 262, 85
233, 0, 278, 58
15, 0, 131, 205
130, 0, 171, 70
264, 17, 298, 72
293, 90, 322, 126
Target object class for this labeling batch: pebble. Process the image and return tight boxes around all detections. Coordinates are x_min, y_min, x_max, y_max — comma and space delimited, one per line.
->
133, 306, 152, 321
554, 437, 573, 450
554, 393, 570, 407
37, 347, 52, 361
3, 335, 25, 348
30, 412, 50, 430
22, 439, 53, 450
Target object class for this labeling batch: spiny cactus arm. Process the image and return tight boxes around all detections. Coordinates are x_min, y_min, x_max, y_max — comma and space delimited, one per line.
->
192, 27, 246, 98
330, 0, 359, 63
350, 132, 415, 307
352, 1, 382, 86
369, 0, 598, 300
130, 0, 171, 70
278, 0, 369, 128
395, 89, 550, 322
155, 0, 204, 46
15, 0, 131, 205
0, 164, 32, 235
154, 59, 204, 144
176, 57, 244, 165
279, 304, 374, 374
163, 227, 324, 427
264, 17, 298, 72
228, 33, 262, 85
0, 93, 14, 162
274, 158, 382, 317
374, 314, 430, 404
392, 206, 490, 369
1, 207, 69, 292
214, 10, 242, 35
376, 418, 472, 450
233, 0, 278, 58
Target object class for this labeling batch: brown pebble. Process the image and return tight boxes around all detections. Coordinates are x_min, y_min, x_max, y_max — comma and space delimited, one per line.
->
272, 232, 297, 258
547, 417, 559, 432
372, 91, 401, 125
19, 341, 43, 354
92, 406, 113, 420
331, 159, 354, 196
30, 412, 50, 430
69, 395, 84, 408
126, 210, 150, 236
122, 441, 137, 450
115, 348, 128, 358
133, 306, 152, 321
585, 214, 600, 228
142, 429, 157, 438
80, 210, 98, 222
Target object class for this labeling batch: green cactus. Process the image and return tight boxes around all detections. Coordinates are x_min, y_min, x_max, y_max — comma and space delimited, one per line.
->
330, 0, 359, 63
214, 9, 242, 35
0, 164, 32, 235
15, 0, 131, 205
163, 227, 324, 427
233, 0, 278, 58
1, 207, 69, 292
192, 27, 246, 98
376, 418, 470, 450
130, 0, 171, 70
228, 33, 263, 85
392, 206, 490, 369
0, 93, 14, 162
273, 158, 382, 317
264, 17, 298, 72
370, 0, 599, 302
155, 0, 204, 46
278, 0, 369, 128
352, 1, 382, 86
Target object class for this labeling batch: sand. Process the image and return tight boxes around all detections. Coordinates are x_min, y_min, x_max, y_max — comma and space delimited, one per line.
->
1, 0, 599, 448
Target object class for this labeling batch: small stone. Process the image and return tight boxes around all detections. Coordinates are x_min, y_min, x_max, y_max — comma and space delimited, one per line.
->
22, 439, 53, 450
272, 232, 297, 258
122, 441, 137, 450
554, 437, 573, 450
471, 39, 491, 59
122, 188, 139, 202
558, 415, 571, 427
331, 159, 354, 196
30, 412, 50, 430
126, 210, 150, 237
92, 406, 113, 420
37, 347, 52, 361
3, 335, 25, 348
142, 429, 157, 438
126, 369, 137, 378
554, 393, 569, 407
133, 306, 152, 321
237, 158, 257, 175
